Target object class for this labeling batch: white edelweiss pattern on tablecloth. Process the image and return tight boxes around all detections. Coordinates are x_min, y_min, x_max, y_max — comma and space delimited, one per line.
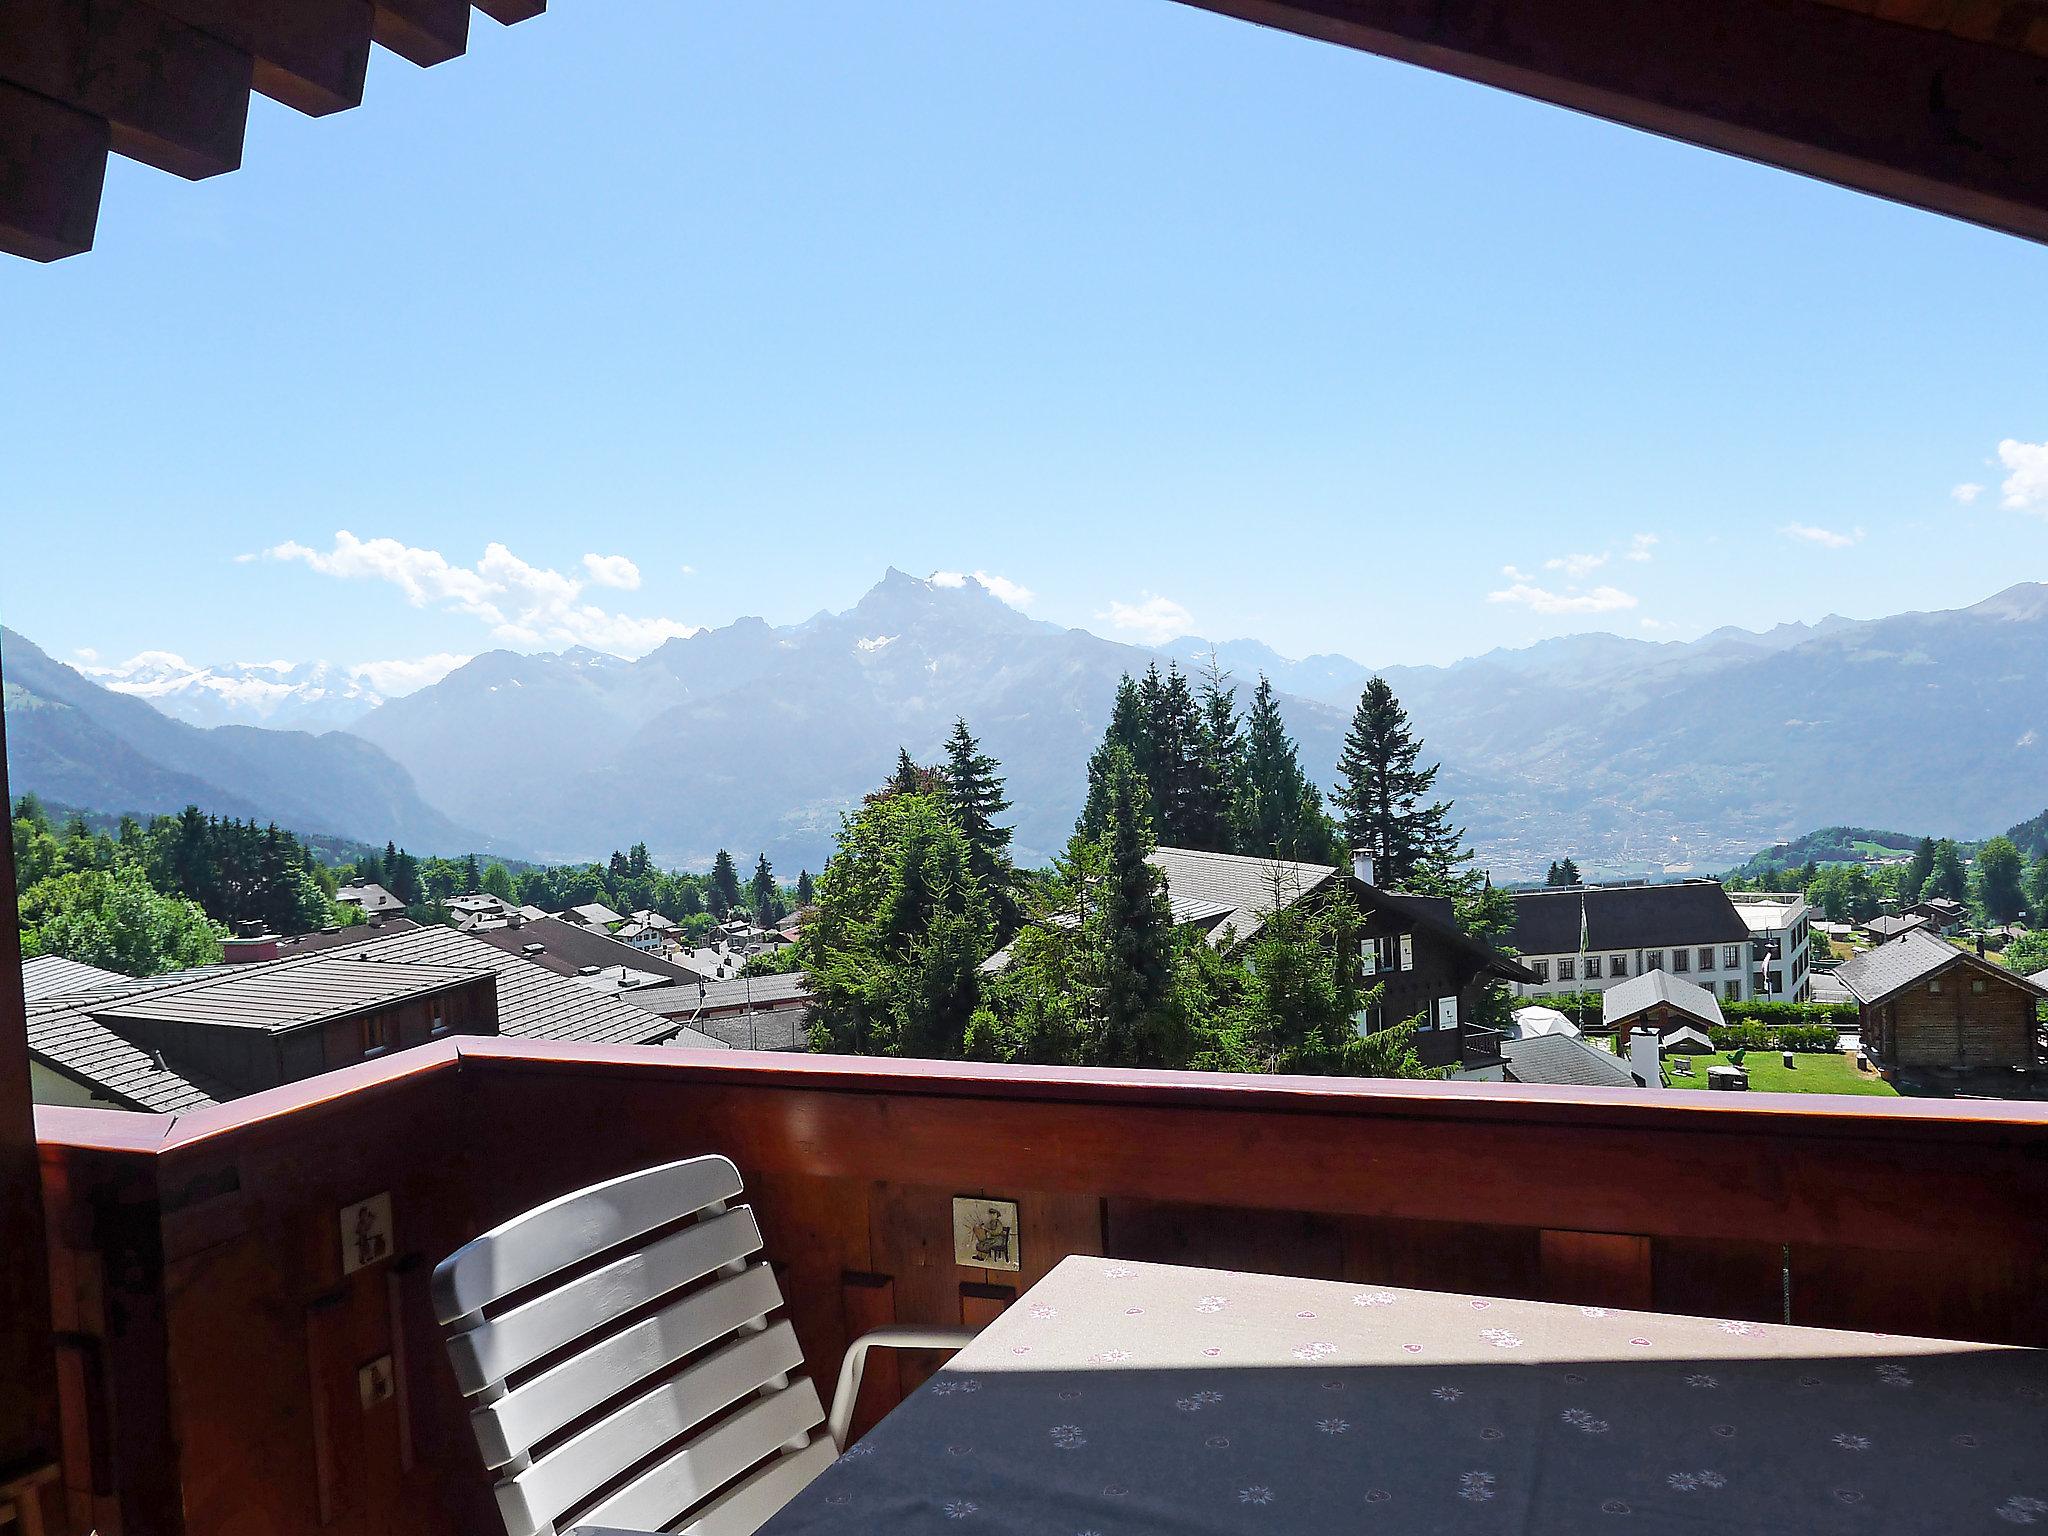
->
753, 1256, 2048, 1536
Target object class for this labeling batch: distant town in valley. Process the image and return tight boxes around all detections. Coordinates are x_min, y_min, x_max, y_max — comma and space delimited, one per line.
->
10, 569, 2048, 1110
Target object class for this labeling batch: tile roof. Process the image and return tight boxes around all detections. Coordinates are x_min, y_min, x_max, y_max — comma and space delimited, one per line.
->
464, 917, 713, 986
1146, 847, 1339, 949
272, 918, 420, 957
336, 881, 406, 915
1602, 969, 1726, 1031
1500, 1031, 1641, 1089
1863, 913, 1931, 941
26, 926, 727, 1112
21, 955, 126, 1001
94, 955, 486, 1032
560, 903, 626, 928
1509, 882, 1751, 955
1834, 928, 2048, 1007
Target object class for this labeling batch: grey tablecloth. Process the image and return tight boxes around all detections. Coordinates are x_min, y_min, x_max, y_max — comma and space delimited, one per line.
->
761, 1255, 2048, 1533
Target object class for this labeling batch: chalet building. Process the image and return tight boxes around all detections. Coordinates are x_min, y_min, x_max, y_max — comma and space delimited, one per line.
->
1507, 880, 1756, 1005
334, 879, 406, 917
1838, 929, 2048, 1095
22, 926, 725, 1113
466, 915, 714, 989
1602, 969, 1723, 1054
1862, 912, 1930, 943
1728, 891, 1814, 1000
1143, 847, 1534, 1075
1906, 898, 1969, 934
556, 901, 628, 931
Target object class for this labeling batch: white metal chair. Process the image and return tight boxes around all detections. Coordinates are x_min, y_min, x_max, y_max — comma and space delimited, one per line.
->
433, 1156, 975, 1536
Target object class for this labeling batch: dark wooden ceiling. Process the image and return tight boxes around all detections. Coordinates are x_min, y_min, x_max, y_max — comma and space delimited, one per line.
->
1, 0, 2044, 261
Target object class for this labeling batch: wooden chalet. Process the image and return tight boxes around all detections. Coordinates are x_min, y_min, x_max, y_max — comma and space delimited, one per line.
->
1837, 928, 2048, 1093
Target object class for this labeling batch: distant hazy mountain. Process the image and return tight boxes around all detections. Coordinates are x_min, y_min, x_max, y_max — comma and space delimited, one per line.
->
1, 629, 500, 855
51, 576, 2048, 882
81, 652, 389, 731
350, 570, 1386, 872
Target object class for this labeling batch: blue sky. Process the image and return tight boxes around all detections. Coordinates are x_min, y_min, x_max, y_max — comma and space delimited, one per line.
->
3, 0, 2046, 693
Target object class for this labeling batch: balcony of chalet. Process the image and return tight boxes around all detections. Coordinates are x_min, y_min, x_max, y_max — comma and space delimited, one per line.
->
28, 1035, 2048, 1536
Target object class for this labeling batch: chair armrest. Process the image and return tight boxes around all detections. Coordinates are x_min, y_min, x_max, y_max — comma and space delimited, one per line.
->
826, 1325, 980, 1450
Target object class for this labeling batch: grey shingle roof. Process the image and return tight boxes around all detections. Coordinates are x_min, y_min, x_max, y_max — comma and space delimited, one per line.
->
1146, 847, 1339, 949
1863, 914, 1930, 941
1602, 968, 1725, 1031
336, 881, 406, 915
1501, 1032, 1641, 1089
94, 955, 486, 1032
1834, 927, 2048, 1007
464, 917, 713, 987
22, 955, 126, 1001
27, 926, 729, 1113
338, 925, 700, 1046
27, 994, 227, 1112
1509, 882, 1751, 954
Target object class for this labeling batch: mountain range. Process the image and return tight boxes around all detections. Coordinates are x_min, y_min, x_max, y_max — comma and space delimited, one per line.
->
1, 629, 495, 855
79, 652, 392, 732
8, 574, 2048, 881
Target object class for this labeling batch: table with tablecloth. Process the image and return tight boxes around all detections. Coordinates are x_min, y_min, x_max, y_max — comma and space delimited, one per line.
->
758, 1254, 2048, 1533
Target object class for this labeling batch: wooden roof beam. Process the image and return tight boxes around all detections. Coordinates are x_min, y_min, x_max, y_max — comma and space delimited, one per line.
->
1176, 0, 2048, 246
0, 83, 107, 262
0, 0, 250, 180
151, 0, 375, 117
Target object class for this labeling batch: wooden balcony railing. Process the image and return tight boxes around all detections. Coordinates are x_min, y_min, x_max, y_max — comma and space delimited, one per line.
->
33, 1039, 2048, 1536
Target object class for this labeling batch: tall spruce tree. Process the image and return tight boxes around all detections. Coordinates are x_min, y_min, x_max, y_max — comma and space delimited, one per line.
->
942, 718, 1018, 925
1331, 678, 1466, 891
1095, 745, 1176, 1066
1234, 676, 1338, 863
749, 853, 777, 925
1196, 653, 1244, 853
1079, 676, 1151, 840
1907, 837, 1937, 903
796, 869, 815, 906
710, 850, 742, 916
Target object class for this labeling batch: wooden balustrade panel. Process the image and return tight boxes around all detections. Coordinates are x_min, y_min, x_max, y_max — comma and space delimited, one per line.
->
32, 1044, 2048, 1536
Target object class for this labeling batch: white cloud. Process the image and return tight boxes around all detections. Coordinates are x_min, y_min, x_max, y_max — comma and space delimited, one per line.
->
1544, 551, 1610, 578
261, 531, 698, 657
1500, 564, 1533, 582
1779, 522, 1864, 549
1100, 593, 1195, 644
1998, 438, 2048, 513
581, 553, 641, 590
1625, 533, 1659, 563
74, 646, 98, 663
1638, 617, 1679, 632
929, 569, 1036, 610
1951, 482, 1985, 505
347, 653, 472, 695
679, 564, 697, 576
1485, 582, 1638, 615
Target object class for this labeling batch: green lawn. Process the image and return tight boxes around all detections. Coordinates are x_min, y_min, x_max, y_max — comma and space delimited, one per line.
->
1664, 1050, 1898, 1096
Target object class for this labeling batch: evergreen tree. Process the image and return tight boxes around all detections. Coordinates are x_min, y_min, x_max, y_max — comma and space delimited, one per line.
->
749, 853, 778, 926
1079, 676, 1151, 841
1544, 856, 1581, 887
1925, 839, 1969, 904
942, 718, 1017, 924
1233, 677, 1339, 863
1907, 837, 1937, 901
796, 869, 815, 906
710, 850, 742, 917
1094, 745, 1177, 1066
1332, 678, 1465, 890
1194, 653, 1244, 853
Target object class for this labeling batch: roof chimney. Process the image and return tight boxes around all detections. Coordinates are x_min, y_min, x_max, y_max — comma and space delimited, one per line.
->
1350, 849, 1376, 887
1629, 1027, 1661, 1089
222, 932, 279, 965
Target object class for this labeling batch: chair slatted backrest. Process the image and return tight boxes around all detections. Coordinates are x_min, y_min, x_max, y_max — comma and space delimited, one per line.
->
433, 1157, 833, 1536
